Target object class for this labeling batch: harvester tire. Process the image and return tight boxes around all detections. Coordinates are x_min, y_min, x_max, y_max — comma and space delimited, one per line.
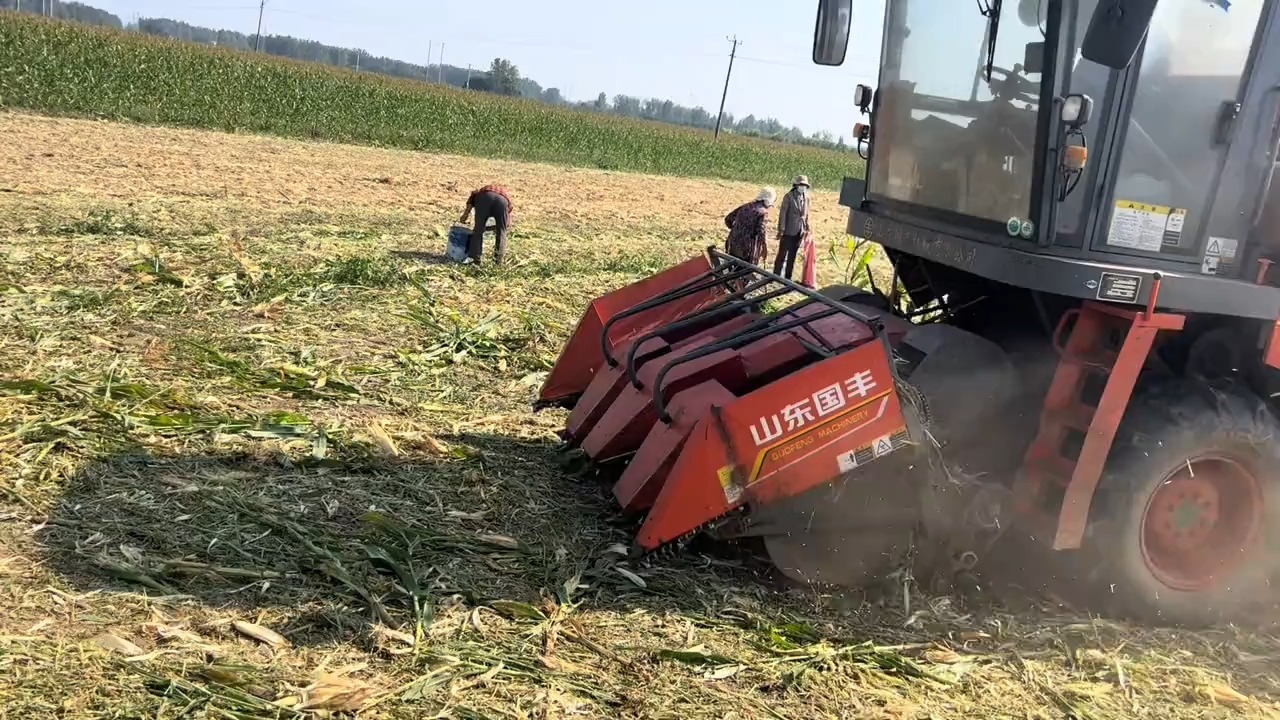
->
1090, 381, 1280, 626
818, 286, 892, 312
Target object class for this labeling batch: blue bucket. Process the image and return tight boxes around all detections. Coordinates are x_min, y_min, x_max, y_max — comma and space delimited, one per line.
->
447, 224, 471, 262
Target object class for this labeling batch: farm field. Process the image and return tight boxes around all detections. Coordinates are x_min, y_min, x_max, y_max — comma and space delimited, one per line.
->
0, 12, 861, 191
1, 111, 1279, 719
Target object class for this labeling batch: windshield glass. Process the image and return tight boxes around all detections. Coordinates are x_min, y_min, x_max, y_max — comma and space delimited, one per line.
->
869, 0, 1047, 224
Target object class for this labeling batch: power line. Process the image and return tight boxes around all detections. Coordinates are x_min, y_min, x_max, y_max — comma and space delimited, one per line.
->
736, 53, 880, 69
714, 35, 740, 140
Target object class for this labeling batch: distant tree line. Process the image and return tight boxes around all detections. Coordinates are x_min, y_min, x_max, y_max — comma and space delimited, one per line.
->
0, 0, 849, 152
0, 0, 119, 27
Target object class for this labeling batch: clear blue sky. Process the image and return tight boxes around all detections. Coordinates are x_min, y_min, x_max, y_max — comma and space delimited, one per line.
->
87, 0, 887, 138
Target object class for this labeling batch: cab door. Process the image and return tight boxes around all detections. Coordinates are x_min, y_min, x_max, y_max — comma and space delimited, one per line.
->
1091, 0, 1269, 277
1204, 6, 1280, 278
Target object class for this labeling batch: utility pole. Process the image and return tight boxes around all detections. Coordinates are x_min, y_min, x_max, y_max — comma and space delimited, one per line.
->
253, 0, 266, 52
438, 43, 445, 83
714, 36, 741, 140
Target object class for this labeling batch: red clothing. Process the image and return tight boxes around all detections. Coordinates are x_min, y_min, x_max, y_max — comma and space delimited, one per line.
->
469, 184, 514, 216
724, 200, 769, 265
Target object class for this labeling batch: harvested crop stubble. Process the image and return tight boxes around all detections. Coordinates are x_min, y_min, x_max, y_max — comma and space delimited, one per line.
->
0, 12, 862, 190
0, 112, 1278, 718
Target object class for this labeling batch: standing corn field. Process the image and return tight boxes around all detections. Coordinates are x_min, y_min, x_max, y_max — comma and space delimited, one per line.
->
0, 12, 861, 189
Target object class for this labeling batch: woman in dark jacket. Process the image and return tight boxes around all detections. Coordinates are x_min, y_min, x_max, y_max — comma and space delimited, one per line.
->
723, 187, 776, 266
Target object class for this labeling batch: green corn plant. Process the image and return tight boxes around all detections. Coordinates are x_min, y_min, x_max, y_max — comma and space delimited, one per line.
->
0, 13, 865, 188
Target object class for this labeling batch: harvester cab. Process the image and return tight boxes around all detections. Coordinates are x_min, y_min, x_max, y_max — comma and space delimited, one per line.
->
538, 0, 1280, 626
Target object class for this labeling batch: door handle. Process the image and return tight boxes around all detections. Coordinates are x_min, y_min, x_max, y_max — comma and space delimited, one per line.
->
1215, 100, 1243, 146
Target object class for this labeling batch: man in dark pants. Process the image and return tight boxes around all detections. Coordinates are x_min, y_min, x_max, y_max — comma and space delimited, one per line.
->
775, 175, 810, 280
459, 184, 513, 265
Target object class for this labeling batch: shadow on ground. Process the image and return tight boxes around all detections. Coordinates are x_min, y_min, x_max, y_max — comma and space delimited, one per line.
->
30, 431, 793, 648
390, 249, 454, 265
20, 427, 1280, 714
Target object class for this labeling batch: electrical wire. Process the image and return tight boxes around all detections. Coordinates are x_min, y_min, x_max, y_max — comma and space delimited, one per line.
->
1057, 128, 1087, 201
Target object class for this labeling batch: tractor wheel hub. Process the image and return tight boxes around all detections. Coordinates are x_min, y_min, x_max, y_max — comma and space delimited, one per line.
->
1151, 476, 1221, 550
1140, 456, 1263, 592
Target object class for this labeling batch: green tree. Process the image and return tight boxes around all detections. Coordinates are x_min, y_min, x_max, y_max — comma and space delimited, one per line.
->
489, 58, 521, 96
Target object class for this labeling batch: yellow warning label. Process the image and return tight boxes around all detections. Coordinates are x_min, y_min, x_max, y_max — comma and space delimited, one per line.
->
1115, 200, 1171, 215
1107, 199, 1188, 253
717, 465, 742, 504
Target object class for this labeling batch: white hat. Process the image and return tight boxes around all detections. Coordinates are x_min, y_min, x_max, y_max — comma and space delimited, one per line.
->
793, 175, 810, 187
756, 187, 777, 206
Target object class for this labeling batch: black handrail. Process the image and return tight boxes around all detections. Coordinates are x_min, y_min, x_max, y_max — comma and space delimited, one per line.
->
706, 247, 904, 390
624, 277, 790, 389
651, 307, 844, 423
706, 247, 884, 329
598, 264, 750, 367
643, 248, 904, 423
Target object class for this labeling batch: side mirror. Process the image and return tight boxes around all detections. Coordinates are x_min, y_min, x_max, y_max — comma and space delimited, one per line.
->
1023, 41, 1045, 74
813, 0, 853, 66
1081, 0, 1159, 70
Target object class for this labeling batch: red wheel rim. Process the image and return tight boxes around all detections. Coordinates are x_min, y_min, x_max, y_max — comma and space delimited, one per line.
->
1140, 456, 1264, 592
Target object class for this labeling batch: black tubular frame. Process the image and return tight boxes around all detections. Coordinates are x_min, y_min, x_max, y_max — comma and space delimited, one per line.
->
599, 263, 753, 367
651, 307, 845, 422
642, 248, 899, 424
624, 278, 795, 390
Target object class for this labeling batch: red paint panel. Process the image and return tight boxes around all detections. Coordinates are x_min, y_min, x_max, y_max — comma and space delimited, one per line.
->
1265, 320, 1280, 369
565, 336, 670, 442
538, 255, 726, 405
582, 348, 746, 461
635, 339, 904, 550
613, 381, 737, 512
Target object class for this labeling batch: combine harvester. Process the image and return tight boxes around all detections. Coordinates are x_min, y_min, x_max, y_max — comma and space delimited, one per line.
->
539, 0, 1280, 625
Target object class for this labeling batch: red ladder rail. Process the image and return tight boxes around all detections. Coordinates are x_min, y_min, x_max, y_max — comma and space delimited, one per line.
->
1013, 300, 1185, 550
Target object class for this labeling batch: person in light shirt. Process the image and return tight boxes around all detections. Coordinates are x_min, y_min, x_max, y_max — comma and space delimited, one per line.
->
775, 175, 812, 280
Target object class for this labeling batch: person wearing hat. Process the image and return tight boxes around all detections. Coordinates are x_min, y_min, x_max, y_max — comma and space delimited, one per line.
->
724, 187, 776, 266
774, 175, 811, 280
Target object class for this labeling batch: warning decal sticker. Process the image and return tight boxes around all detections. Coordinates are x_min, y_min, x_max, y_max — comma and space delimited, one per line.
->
1107, 200, 1187, 252
836, 427, 910, 474
1201, 236, 1240, 276
717, 465, 742, 504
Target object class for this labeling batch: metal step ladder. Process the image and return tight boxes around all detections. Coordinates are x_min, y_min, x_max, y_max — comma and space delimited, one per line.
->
1013, 299, 1185, 549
